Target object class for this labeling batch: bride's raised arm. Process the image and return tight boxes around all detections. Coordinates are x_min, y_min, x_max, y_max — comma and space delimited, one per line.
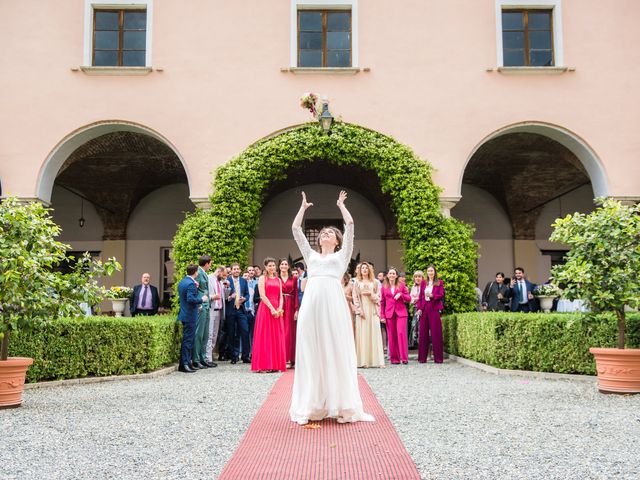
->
337, 190, 354, 265
292, 191, 313, 262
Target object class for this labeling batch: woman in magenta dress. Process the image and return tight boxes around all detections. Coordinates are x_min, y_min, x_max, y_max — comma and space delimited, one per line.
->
279, 258, 299, 368
379, 267, 411, 364
251, 257, 286, 372
416, 265, 445, 364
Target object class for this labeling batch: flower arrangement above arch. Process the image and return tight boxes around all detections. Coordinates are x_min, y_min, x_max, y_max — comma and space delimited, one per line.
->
172, 122, 478, 312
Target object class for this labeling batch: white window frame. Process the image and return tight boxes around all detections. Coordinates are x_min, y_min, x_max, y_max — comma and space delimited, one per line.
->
291, 0, 358, 68
495, 0, 563, 67
83, 0, 153, 67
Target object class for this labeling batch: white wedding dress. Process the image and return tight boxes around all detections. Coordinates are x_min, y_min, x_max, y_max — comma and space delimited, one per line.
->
289, 223, 375, 424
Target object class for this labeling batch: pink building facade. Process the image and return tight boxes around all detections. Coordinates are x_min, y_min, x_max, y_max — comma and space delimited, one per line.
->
1, 0, 638, 308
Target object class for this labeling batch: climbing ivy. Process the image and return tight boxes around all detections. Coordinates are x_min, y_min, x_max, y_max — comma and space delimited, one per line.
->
172, 123, 478, 312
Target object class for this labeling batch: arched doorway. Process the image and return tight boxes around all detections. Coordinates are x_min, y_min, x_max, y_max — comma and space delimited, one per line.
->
173, 123, 478, 312
453, 122, 607, 287
42, 122, 194, 312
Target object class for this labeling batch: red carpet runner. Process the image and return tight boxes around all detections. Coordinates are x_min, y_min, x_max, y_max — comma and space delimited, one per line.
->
218, 370, 420, 480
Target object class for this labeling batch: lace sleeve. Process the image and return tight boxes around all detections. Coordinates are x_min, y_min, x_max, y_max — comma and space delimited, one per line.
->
292, 225, 313, 263
340, 223, 354, 268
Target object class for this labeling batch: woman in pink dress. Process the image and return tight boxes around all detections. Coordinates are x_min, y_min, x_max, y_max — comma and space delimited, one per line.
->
279, 258, 299, 368
251, 257, 286, 373
416, 265, 445, 364
379, 267, 411, 364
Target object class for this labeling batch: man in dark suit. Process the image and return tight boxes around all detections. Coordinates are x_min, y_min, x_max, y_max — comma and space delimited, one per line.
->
130, 273, 160, 316
177, 264, 208, 373
509, 267, 537, 313
225, 262, 251, 364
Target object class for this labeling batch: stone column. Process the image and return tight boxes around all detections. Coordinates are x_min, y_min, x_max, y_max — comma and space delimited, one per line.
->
439, 196, 461, 217
190, 197, 212, 210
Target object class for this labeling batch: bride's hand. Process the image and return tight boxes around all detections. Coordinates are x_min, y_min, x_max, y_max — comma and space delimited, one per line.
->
301, 191, 313, 210
336, 190, 347, 207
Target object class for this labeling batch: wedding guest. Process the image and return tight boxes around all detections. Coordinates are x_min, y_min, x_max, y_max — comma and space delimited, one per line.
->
130, 273, 159, 316
226, 263, 251, 364
416, 265, 445, 364
294, 261, 306, 305
251, 257, 286, 372
246, 265, 258, 351
375, 270, 387, 354
279, 258, 299, 368
351, 262, 385, 368
205, 265, 226, 366
343, 271, 357, 337
253, 265, 263, 277
217, 268, 231, 361
380, 267, 411, 364
177, 264, 208, 373
509, 267, 537, 313
408, 270, 424, 349
482, 272, 510, 311
193, 256, 214, 369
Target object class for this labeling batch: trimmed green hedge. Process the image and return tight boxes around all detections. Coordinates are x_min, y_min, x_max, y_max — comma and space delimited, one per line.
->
442, 312, 640, 375
9, 316, 181, 383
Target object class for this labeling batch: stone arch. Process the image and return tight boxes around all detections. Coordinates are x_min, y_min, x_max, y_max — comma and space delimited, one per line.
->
37, 120, 192, 204
458, 121, 609, 198
173, 122, 479, 312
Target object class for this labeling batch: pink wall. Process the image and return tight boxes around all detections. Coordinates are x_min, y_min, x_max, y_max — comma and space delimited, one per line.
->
1, 0, 638, 201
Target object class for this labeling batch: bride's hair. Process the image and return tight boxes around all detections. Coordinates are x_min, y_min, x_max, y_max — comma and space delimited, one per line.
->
317, 226, 343, 251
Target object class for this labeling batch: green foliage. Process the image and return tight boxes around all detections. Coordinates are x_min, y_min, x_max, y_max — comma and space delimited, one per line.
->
550, 198, 640, 348
443, 312, 640, 375
0, 197, 120, 360
8, 316, 181, 383
173, 123, 478, 312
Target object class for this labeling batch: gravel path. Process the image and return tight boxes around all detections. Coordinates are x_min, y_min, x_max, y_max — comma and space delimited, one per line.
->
2, 360, 639, 479
361, 361, 640, 480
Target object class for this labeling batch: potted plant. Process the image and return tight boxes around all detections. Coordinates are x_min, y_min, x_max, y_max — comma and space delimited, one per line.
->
533, 283, 562, 313
106, 286, 133, 317
0, 198, 120, 408
550, 198, 640, 393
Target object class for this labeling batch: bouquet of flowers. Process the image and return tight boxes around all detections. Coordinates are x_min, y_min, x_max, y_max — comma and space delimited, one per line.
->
300, 92, 319, 117
106, 286, 133, 299
533, 283, 561, 297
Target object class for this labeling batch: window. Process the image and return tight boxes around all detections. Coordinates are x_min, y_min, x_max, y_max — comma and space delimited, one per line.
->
502, 9, 553, 66
298, 10, 351, 67
93, 9, 147, 66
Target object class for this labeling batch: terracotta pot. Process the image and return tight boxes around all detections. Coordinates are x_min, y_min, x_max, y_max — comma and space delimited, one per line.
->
590, 347, 640, 394
0, 357, 34, 408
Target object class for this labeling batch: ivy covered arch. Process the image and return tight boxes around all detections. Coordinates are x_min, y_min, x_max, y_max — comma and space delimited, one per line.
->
173, 123, 478, 312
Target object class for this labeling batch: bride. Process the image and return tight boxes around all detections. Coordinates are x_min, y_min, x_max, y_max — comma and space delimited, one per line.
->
289, 190, 375, 425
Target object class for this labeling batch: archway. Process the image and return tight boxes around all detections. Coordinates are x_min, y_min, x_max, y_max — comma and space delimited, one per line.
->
173, 123, 478, 312
43, 121, 193, 311
453, 122, 605, 286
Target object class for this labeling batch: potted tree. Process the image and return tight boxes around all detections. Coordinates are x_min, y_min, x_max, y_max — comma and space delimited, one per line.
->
550, 198, 640, 393
0, 198, 119, 408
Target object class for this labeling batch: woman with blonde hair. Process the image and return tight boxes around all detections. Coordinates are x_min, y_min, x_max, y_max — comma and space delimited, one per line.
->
352, 262, 385, 368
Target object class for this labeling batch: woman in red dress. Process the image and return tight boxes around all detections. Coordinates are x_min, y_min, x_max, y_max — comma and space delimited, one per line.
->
251, 257, 286, 372
279, 258, 299, 368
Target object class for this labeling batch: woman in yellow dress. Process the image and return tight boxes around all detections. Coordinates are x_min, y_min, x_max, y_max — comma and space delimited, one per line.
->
351, 262, 385, 368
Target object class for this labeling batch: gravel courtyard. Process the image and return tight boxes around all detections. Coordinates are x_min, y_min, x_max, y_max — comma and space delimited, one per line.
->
1, 361, 638, 480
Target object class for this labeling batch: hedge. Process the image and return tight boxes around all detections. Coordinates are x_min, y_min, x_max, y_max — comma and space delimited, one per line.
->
172, 122, 478, 313
442, 312, 640, 375
8, 316, 181, 383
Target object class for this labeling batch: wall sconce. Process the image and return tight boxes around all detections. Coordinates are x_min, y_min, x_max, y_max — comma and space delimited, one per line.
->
78, 198, 85, 228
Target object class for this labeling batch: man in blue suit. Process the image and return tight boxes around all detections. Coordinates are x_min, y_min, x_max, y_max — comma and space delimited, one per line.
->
177, 264, 208, 373
225, 262, 251, 364
509, 267, 537, 313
